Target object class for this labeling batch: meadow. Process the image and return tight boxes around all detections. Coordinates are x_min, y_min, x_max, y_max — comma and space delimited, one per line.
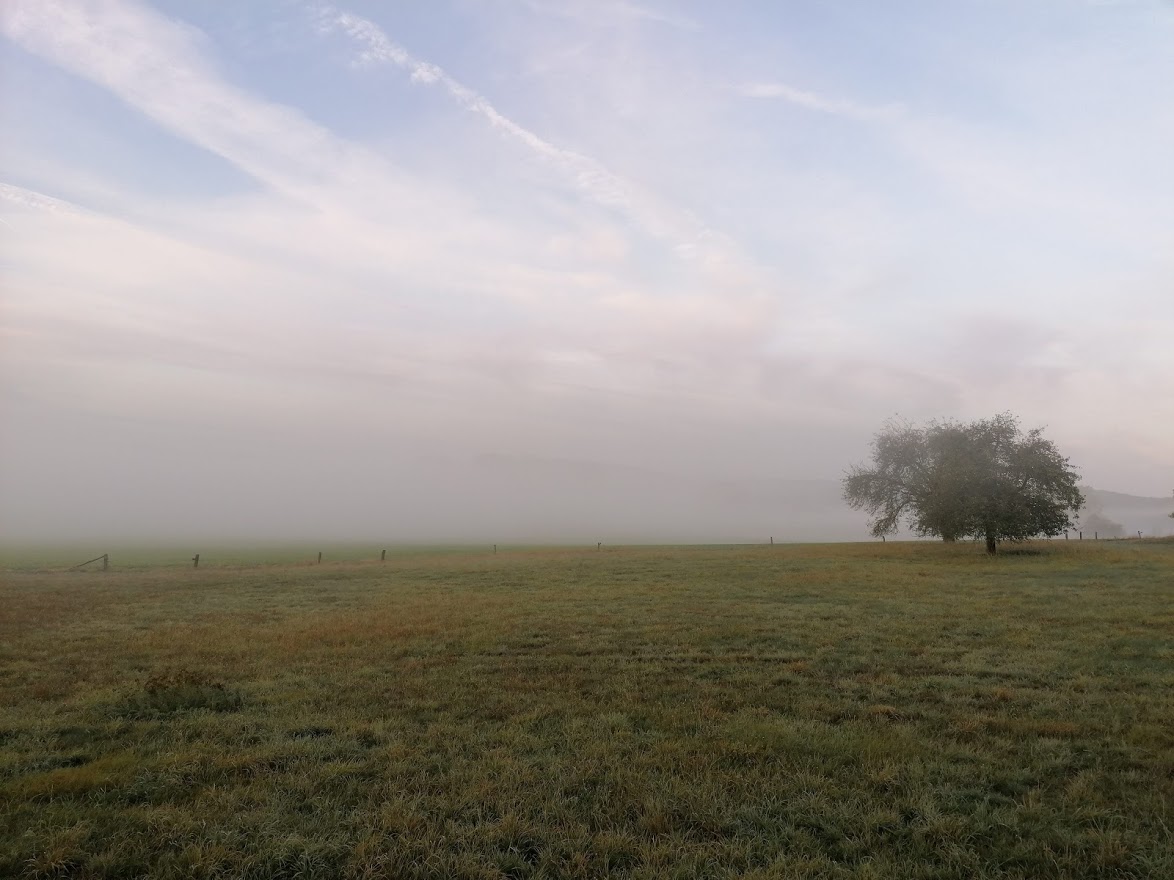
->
1, 540, 1171, 879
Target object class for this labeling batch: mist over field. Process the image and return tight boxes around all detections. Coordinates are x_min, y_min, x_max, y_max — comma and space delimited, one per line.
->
2, 384, 1169, 545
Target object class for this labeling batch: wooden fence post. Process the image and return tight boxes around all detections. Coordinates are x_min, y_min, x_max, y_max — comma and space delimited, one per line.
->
72, 553, 110, 571
317, 551, 322, 564
381, 549, 386, 562
193, 553, 200, 568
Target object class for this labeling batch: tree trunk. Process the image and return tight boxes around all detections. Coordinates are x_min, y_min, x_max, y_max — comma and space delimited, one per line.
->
985, 531, 997, 555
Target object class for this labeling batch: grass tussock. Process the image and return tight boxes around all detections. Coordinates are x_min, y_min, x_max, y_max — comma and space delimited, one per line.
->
1, 539, 1172, 878
112, 669, 245, 719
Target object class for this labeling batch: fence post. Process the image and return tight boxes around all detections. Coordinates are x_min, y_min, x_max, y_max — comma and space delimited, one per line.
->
381, 549, 386, 562
72, 553, 110, 571
597, 542, 601, 551
493, 544, 497, 554
317, 551, 322, 564
193, 553, 200, 569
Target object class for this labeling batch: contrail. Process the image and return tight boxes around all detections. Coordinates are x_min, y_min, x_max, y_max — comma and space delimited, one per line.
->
316, 6, 708, 247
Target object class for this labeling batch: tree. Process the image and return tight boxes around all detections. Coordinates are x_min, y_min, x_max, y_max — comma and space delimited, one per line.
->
843, 413, 1084, 554
1081, 511, 1124, 539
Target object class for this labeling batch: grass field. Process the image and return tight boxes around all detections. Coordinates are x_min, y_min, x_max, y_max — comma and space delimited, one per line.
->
1, 540, 1172, 879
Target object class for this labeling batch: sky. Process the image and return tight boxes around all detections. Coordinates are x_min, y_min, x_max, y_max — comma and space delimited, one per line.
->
1, 0, 1172, 543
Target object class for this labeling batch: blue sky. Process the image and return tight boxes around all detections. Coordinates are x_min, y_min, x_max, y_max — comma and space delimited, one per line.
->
2, 0, 1172, 539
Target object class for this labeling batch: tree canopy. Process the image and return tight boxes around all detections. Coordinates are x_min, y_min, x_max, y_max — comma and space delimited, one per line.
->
843, 413, 1084, 553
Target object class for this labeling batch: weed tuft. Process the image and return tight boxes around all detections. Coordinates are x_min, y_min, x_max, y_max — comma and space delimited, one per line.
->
115, 668, 243, 718
288, 725, 334, 739
1000, 546, 1046, 556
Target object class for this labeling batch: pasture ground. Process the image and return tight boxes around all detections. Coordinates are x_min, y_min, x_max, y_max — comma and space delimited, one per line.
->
1, 540, 1172, 879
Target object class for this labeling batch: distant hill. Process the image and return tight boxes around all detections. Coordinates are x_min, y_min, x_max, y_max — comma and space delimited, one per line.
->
1081, 488, 1174, 538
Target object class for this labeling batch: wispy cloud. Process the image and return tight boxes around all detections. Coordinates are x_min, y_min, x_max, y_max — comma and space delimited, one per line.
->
520, 0, 700, 31
0, 1, 555, 288
0, 0, 774, 418
1, 0, 422, 213
738, 82, 901, 122
326, 8, 629, 203
315, 6, 724, 255
1, 0, 758, 310
737, 71, 1170, 258
0, 182, 91, 217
